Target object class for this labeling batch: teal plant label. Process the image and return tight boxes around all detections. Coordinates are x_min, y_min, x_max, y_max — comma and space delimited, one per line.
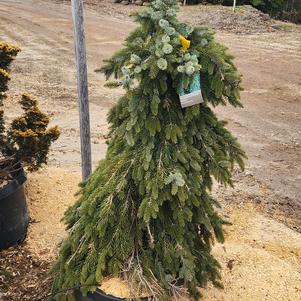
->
179, 73, 203, 108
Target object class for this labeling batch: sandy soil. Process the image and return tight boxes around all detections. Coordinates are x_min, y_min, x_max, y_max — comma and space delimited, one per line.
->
25, 168, 81, 260
203, 203, 301, 301
0, 0, 301, 300
24, 168, 301, 301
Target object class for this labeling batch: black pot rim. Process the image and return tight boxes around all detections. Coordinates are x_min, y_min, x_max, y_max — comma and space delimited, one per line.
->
0, 166, 27, 201
76, 288, 151, 301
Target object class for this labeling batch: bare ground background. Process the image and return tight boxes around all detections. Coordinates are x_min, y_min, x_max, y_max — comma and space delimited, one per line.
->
0, 0, 301, 300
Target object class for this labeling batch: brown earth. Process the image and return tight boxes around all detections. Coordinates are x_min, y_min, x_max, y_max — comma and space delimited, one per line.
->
0, 0, 301, 300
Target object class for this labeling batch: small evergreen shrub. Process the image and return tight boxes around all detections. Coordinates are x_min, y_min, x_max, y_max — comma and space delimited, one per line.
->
0, 42, 60, 181
53, 0, 245, 299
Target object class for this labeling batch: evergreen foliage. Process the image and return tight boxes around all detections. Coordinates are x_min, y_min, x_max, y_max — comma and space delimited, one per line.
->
0, 42, 60, 180
0, 42, 20, 147
52, 0, 246, 299
5, 93, 60, 171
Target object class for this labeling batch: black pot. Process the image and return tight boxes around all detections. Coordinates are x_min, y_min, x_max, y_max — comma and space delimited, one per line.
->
74, 288, 151, 301
0, 167, 29, 250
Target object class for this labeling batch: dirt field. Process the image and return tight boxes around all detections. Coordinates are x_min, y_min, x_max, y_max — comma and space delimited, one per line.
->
0, 0, 301, 300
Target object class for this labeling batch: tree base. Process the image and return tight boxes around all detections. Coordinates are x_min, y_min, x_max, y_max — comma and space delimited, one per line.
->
74, 288, 151, 301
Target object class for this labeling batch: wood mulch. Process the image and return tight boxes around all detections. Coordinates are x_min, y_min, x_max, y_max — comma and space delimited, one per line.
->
0, 244, 51, 301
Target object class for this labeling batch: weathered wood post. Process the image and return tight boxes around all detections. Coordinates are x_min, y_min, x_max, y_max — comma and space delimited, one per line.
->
233, 0, 237, 12
71, 0, 92, 180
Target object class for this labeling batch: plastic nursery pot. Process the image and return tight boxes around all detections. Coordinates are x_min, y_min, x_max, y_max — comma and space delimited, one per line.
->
0, 167, 29, 250
74, 288, 152, 301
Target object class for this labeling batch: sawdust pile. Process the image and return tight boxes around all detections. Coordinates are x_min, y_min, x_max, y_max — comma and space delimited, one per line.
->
2, 167, 300, 300
99, 277, 150, 299
98, 203, 301, 300
202, 203, 301, 300
25, 167, 81, 260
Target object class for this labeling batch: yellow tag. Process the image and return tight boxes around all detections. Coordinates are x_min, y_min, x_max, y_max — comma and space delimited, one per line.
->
179, 35, 191, 52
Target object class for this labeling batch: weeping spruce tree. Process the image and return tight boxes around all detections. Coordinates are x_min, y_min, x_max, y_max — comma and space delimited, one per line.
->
52, 0, 245, 299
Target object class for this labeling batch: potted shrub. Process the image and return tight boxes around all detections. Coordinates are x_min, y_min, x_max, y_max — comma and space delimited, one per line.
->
0, 42, 60, 250
52, 0, 246, 300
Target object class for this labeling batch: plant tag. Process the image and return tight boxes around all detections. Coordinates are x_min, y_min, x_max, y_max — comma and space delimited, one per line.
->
179, 73, 203, 108
180, 90, 203, 108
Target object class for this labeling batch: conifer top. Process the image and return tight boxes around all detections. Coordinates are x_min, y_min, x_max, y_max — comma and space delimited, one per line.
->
100, 0, 242, 109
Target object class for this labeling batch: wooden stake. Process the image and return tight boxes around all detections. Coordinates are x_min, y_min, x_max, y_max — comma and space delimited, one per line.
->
233, 0, 237, 12
71, 0, 92, 181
